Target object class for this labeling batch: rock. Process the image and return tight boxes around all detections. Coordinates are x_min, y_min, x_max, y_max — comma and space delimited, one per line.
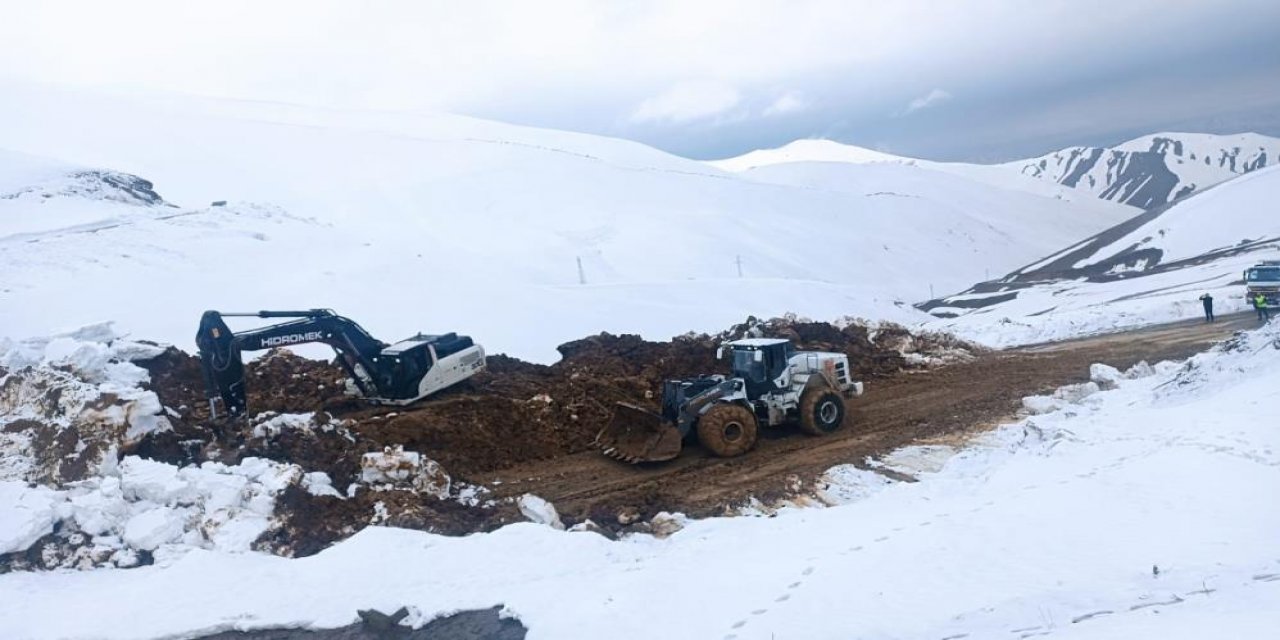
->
615, 506, 641, 525
567, 519, 616, 540
648, 512, 685, 538
517, 494, 564, 530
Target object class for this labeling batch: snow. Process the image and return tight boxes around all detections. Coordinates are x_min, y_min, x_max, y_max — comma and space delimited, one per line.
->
0, 455, 312, 567
0, 83, 1135, 363
0, 482, 58, 554
708, 137, 1137, 207
706, 138, 914, 171
930, 165, 1280, 347
0, 325, 172, 486
1010, 131, 1280, 206
4, 321, 1276, 639
1078, 164, 1280, 265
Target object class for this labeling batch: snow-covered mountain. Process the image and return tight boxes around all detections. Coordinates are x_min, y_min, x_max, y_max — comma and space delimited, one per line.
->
706, 139, 913, 172
712, 132, 1280, 211
708, 139, 1136, 206
924, 164, 1280, 345
1010, 132, 1279, 209
0, 83, 1135, 360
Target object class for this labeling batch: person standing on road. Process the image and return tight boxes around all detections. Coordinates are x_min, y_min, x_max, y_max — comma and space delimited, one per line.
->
1199, 293, 1215, 322
1256, 293, 1272, 322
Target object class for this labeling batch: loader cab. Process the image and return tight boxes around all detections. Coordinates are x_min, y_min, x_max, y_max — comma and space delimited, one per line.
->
722, 339, 793, 397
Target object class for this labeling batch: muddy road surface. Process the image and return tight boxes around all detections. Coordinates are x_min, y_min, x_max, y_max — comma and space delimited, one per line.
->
472, 313, 1256, 525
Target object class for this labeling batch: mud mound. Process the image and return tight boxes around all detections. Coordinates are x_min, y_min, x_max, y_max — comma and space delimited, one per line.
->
720, 316, 912, 377
261, 485, 522, 558
122, 316, 957, 556
135, 346, 207, 418
246, 350, 349, 413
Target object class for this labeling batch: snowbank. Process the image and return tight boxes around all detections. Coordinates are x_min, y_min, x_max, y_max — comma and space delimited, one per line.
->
0, 324, 170, 485
0, 326, 335, 568
0, 455, 315, 569
3, 323, 1276, 638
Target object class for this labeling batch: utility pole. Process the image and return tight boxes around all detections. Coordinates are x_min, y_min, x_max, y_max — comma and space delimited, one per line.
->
577, 256, 586, 285
929, 283, 935, 299
736, 255, 744, 278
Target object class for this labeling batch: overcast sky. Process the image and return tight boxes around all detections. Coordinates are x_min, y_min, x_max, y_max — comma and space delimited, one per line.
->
2, 1, 1278, 161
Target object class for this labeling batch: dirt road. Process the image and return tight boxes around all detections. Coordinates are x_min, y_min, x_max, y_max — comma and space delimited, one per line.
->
470, 313, 1255, 525
130, 313, 1255, 548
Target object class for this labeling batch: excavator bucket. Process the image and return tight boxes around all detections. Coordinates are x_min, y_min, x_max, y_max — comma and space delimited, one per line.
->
594, 402, 683, 463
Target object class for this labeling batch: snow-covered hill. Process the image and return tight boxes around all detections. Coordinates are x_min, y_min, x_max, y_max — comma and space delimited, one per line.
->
0, 84, 1134, 360
1011, 132, 1280, 209
708, 138, 1140, 206
924, 164, 1280, 345
712, 132, 1280, 211
0, 151, 169, 238
706, 139, 913, 172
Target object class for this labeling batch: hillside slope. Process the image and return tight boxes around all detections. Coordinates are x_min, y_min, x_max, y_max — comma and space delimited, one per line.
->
0, 84, 1134, 359
923, 164, 1280, 345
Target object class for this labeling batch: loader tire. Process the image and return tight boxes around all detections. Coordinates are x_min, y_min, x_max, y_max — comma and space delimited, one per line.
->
798, 389, 846, 435
696, 403, 758, 458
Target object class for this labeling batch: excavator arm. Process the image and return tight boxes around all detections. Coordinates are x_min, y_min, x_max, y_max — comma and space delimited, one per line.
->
196, 309, 386, 418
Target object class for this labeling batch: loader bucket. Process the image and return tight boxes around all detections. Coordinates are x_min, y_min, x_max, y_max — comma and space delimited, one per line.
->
594, 402, 683, 463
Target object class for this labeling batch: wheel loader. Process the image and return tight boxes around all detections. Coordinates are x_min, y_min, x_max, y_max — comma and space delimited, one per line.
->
595, 338, 863, 463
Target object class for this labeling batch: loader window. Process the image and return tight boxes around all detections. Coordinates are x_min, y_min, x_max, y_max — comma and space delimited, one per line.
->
732, 349, 766, 383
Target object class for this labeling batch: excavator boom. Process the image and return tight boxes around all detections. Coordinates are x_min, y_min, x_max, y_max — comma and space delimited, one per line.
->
196, 309, 484, 418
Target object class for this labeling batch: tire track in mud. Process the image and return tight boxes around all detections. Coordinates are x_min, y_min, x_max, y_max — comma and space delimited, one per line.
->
470, 313, 1255, 526
132, 313, 1254, 547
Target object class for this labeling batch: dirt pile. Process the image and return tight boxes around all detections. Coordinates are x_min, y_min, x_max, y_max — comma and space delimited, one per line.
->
121, 316, 966, 555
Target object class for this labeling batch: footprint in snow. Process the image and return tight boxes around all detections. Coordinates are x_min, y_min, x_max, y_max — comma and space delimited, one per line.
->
802, 567, 815, 576
875, 536, 889, 542
752, 609, 767, 616
775, 594, 791, 602
1070, 610, 1114, 624
788, 582, 802, 589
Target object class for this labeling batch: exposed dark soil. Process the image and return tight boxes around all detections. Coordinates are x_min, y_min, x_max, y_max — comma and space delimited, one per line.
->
193, 607, 525, 640
124, 313, 1250, 556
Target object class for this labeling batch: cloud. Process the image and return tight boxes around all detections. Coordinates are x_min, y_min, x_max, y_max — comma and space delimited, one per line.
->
763, 91, 809, 117
900, 88, 952, 116
630, 82, 742, 124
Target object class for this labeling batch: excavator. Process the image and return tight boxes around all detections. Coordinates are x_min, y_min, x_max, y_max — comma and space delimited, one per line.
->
196, 309, 485, 418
